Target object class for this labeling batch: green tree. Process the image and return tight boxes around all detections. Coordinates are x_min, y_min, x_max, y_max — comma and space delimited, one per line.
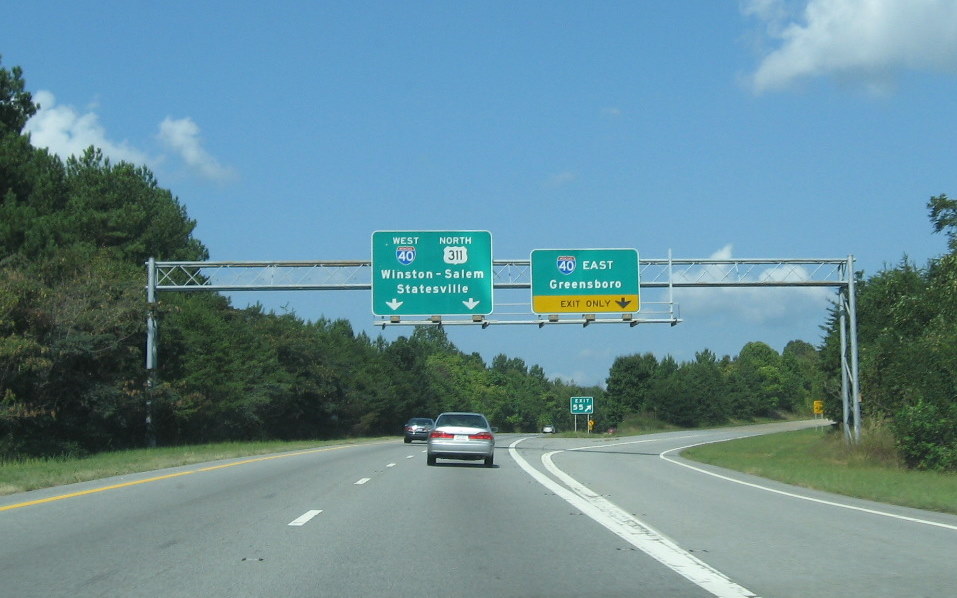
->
0, 56, 36, 135
732, 342, 783, 417
0, 58, 67, 262
605, 352, 659, 423
0, 140, 67, 260
1, 255, 144, 456
814, 195, 957, 469
928, 193, 957, 252
688, 349, 729, 425
489, 353, 549, 431
63, 148, 208, 262
427, 352, 498, 419
779, 340, 821, 413
653, 369, 695, 427
847, 259, 929, 419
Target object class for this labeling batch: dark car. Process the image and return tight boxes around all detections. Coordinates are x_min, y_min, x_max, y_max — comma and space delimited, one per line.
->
403, 417, 434, 443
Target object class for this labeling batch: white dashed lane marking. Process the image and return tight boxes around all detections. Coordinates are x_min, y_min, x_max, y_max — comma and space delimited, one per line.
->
288, 510, 323, 527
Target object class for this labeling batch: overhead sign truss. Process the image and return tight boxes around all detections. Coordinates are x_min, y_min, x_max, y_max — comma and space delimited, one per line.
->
150, 256, 853, 327
151, 257, 851, 292
149, 256, 852, 326
147, 254, 861, 442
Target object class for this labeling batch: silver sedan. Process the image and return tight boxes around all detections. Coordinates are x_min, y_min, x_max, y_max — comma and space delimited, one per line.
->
426, 412, 495, 467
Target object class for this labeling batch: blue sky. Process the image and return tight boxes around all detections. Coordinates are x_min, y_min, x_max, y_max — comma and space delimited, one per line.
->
7, 1, 957, 386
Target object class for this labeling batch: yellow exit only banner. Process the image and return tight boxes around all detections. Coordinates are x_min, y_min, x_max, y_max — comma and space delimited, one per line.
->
532, 293, 640, 313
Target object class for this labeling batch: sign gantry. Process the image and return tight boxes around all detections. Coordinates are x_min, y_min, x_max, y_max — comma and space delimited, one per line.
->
150, 257, 852, 292
146, 253, 861, 442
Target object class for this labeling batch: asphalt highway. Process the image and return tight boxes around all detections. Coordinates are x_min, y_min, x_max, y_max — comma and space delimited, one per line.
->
2, 420, 955, 597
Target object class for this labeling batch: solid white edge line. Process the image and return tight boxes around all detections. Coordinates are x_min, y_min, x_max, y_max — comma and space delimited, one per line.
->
564, 434, 701, 453
660, 440, 957, 532
509, 438, 757, 598
288, 509, 323, 526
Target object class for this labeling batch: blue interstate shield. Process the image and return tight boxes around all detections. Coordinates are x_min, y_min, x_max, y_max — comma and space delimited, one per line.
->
396, 246, 416, 266
557, 255, 576, 275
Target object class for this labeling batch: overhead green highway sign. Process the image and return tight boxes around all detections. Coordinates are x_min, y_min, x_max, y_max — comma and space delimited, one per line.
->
371, 230, 493, 316
531, 248, 639, 313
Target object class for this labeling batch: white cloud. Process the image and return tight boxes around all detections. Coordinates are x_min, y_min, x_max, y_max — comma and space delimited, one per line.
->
741, 0, 791, 24
672, 244, 833, 325
24, 90, 234, 182
549, 369, 593, 386
25, 90, 150, 165
742, 0, 957, 93
157, 116, 235, 182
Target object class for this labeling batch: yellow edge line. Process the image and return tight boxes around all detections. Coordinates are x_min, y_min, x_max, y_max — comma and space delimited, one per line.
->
1, 441, 388, 512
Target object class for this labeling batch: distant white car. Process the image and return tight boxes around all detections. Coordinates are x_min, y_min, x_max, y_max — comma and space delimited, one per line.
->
542, 425, 556, 434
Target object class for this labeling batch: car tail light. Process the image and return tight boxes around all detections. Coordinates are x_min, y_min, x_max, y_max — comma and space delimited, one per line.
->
469, 432, 493, 440
430, 431, 454, 439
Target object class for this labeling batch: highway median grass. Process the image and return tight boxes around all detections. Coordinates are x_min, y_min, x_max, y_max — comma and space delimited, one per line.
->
0, 438, 389, 496
683, 424, 957, 515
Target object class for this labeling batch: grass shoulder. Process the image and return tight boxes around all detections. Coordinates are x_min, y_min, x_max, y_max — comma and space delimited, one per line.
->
683, 425, 957, 515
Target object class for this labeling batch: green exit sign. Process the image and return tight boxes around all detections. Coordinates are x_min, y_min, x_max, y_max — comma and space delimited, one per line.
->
570, 396, 594, 414
371, 231, 493, 316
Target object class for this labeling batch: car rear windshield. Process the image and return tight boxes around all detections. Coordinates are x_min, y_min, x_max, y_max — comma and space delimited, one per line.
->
436, 414, 487, 428
408, 418, 432, 425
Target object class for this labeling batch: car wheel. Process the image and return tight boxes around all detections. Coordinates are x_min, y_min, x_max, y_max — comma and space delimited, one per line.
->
484, 456, 494, 467
427, 455, 436, 466
404, 437, 411, 443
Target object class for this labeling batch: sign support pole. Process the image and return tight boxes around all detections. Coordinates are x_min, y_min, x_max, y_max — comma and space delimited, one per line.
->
145, 258, 157, 448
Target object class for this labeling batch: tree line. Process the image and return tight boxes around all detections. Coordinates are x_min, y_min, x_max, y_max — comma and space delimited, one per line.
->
601, 199, 957, 471
3, 59, 955, 470
604, 340, 822, 429
815, 193, 957, 470
0, 59, 600, 459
